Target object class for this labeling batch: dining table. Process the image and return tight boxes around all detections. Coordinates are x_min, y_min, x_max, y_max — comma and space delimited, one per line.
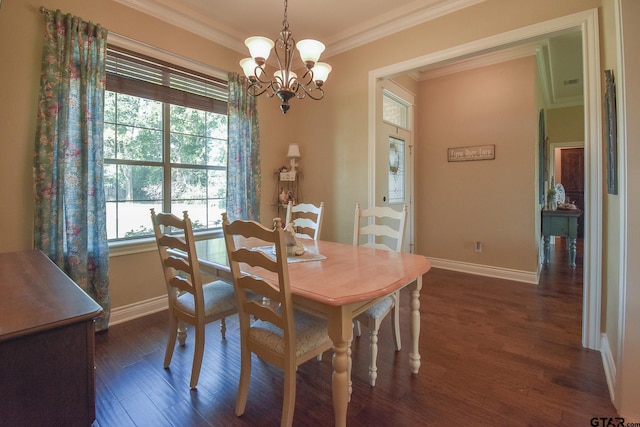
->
189, 237, 431, 427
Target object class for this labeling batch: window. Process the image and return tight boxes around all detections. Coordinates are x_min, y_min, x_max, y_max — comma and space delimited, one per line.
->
104, 46, 229, 241
382, 89, 409, 129
388, 136, 405, 203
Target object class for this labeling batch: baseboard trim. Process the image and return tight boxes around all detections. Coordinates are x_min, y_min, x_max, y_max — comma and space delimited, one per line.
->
600, 333, 616, 404
428, 257, 539, 284
109, 295, 167, 327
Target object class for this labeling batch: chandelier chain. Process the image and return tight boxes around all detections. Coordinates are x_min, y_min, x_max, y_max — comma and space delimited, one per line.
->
282, 0, 289, 30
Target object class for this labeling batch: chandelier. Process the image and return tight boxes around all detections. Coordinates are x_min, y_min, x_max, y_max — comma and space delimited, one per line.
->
239, 0, 332, 114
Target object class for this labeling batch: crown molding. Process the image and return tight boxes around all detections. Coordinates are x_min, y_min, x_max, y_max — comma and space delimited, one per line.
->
112, 0, 485, 58
325, 0, 486, 57
418, 43, 540, 80
111, 0, 246, 53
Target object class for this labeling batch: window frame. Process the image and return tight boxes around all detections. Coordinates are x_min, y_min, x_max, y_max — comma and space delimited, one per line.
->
106, 35, 228, 256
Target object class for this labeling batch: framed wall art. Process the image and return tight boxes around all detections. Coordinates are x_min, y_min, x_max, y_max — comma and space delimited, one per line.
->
538, 109, 546, 204
447, 144, 495, 162
604, 69, 618, 195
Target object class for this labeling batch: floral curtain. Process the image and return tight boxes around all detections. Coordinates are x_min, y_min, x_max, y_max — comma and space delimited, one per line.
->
227, 72, 261, 221
33, 10, 110, 331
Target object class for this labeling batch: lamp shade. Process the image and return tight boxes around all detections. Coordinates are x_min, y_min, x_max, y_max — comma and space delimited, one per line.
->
245, 36, 275, 61
296, 39, 325, 64
312, 62, 332, 83
274, 69, 297, 88
287, 143, 301, 158
240, 58, 257, 78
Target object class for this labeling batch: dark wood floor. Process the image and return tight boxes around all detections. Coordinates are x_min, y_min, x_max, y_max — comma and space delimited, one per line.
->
94, 239, 618, 426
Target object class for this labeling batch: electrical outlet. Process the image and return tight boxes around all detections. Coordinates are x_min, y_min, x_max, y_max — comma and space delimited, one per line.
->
475, 241, 483, 253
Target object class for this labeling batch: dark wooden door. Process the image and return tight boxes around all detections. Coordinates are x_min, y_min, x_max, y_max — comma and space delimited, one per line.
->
561, 148, 584, 237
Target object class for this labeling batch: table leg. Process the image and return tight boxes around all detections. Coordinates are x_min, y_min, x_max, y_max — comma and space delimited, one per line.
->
568, 237, 577, 268
409, 275, 423, 374
327, 306, 352, 427
543, 235, 551, 265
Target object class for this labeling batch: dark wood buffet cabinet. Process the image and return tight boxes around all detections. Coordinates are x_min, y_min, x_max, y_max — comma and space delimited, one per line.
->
0, 250, 103, 426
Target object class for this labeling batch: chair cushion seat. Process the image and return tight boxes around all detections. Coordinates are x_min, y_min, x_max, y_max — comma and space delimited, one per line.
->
175, 280, 236, 317
249, 310, 330, 357
358, 295, 394, 320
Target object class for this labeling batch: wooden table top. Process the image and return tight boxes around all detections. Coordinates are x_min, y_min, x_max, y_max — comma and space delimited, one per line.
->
194, 238, 431, 307
0, 250, 103, 342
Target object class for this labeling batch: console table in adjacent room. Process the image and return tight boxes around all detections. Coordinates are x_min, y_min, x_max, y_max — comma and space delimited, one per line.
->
0, 250, 103, 426
542, 209, 583, 268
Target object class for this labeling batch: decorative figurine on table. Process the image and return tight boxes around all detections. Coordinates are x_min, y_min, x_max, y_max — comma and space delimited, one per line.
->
284, 222, 305, 256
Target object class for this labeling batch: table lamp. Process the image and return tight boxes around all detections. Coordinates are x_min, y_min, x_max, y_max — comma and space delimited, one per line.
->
287, 143, 301, 172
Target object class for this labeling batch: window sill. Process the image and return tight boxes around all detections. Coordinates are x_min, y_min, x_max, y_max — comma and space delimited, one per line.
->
108, 229, 224, 258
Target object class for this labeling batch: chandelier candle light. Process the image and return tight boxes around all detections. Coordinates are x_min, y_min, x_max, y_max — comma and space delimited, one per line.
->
240, 0, 332, 114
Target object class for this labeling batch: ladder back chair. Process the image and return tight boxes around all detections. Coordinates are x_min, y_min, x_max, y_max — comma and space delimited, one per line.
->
151, 209, 238, 389
352, 203, 408, 386
284, 201, 324, 240
222, 213, 332, 427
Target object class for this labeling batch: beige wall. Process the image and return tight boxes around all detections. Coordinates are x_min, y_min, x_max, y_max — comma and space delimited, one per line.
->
416, 57, 537, 271
547, 106, 585, 143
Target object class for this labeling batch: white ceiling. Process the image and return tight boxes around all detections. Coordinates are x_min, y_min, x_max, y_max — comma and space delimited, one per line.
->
112, 0, 484, 57
112, 0, 583, 108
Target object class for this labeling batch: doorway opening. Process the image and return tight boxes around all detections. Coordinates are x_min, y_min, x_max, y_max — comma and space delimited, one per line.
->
367, 9, 602, 350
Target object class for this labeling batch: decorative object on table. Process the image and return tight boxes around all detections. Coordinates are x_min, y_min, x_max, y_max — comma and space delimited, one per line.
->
605, 69, 618, 195
253, 245, 326, 263
285, 222, 306, 256
554, 183, 566, 204
547, 187, 557, 210
239, 0, 332, 114
558, 202, 578, 210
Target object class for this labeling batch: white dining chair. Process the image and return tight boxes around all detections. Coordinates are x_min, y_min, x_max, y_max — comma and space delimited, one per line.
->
222, 213, 332, 427
150, 209, 238, 389
285, 201, 324, 240
352, 203, 408, 386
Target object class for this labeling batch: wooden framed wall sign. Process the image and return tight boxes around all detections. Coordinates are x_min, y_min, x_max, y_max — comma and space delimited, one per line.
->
448, 144, 495, 162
